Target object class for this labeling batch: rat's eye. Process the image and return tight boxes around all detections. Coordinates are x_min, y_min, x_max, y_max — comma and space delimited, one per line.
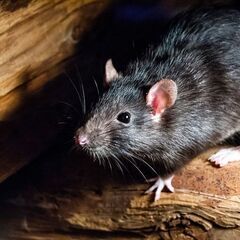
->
117, 112, 131, 124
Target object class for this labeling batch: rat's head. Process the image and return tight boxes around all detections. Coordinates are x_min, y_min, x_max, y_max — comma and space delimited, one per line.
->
75, 59, 178, 163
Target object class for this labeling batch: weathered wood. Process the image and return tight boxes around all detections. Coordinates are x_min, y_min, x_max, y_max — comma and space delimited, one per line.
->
1, 146, 240, 239
0, 0, 108, 183
0, 0, 107, 120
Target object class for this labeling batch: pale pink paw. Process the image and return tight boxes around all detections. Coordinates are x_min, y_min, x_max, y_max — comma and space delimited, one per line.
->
209, 147, 240, 167
145, 175, 174, 201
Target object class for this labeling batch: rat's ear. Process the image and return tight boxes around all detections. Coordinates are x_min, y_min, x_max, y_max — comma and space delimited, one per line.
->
104, 59, 119, 86
146, 79, 177, 116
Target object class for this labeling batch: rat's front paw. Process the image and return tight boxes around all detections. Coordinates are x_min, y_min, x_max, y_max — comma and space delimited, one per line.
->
209, 146, 240, 167
145, 175, 174, 201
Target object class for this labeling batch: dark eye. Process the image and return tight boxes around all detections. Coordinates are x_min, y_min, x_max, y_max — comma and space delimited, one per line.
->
117, 112, 131, 124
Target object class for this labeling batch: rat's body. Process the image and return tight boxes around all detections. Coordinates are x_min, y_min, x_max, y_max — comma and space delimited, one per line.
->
76, 8, 240, 200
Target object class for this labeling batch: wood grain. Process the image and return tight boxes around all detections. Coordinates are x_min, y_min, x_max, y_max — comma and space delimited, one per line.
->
0, 0, 107, 120
0, 146, 240, 239
0, 0, 108, 183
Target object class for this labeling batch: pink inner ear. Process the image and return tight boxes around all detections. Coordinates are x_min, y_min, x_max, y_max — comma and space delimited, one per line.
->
146, 79, 177, 115
104, 59, 119, 85
152, 91, 168, 114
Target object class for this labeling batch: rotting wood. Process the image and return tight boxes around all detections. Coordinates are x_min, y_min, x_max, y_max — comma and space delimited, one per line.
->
0, 146, 240, 239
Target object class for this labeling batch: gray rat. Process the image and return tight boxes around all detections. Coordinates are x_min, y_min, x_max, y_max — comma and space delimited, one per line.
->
75, 8, 240, 201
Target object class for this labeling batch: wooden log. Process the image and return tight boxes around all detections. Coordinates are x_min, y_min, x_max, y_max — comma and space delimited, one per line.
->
0, 0, 108, 183
0, 0, 107, 119
1, 146, 240, 239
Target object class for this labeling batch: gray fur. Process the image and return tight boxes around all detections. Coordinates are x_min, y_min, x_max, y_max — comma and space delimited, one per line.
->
76, 8, 240, 177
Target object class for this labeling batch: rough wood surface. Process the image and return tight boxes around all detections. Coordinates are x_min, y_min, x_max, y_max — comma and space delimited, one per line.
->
0, 0, 108, 183
0, 0, 107, 120
1, 146, 240, 239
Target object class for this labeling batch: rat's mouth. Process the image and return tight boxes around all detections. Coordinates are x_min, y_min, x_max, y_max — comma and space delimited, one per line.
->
80, 144, 111, 160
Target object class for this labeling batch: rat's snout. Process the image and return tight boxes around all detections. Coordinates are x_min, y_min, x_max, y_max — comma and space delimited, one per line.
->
78, 134, 89, 146
75, 128, 90, 147
75, 124, 110, 153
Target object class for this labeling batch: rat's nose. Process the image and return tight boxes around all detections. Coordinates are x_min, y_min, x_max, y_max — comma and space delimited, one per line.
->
78, 135, 89, 146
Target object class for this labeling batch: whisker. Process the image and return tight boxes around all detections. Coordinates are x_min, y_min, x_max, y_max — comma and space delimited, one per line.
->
75, 65, 86, 115
124, 156, 147, 181
106, 157, 113, 174
96, 152, 102, 166
63, 70, 83, 111
58, 121, 67, 125
93, 77, 100, 99
108, 139, 159, 177
125, 150, 159, 176
80, 80, 86, 115
109, 152, 125, 176
57, 100, 81, 116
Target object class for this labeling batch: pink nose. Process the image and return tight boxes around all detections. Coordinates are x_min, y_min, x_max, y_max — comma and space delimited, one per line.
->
78, 135, 89, 146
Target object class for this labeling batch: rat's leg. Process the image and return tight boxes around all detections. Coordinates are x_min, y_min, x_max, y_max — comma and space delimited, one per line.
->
145, 175, 174, 201
209, 146, 240, 167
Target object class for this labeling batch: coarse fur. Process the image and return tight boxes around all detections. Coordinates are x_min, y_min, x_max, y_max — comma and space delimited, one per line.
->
76, 8, 240, 177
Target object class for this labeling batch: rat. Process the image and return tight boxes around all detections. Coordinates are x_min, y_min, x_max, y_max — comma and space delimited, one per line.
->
75, 8, 240, 201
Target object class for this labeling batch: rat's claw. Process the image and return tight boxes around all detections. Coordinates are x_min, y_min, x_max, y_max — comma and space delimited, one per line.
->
145, 178, 164, 195
145, 175, 174, 201
164, 175, 175, 193
209, 147, 240, 167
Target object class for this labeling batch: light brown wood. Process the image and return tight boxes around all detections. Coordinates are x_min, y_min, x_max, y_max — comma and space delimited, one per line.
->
0, 0, 107, 120
0, 0, 108, 183
1, 146, 240, 239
